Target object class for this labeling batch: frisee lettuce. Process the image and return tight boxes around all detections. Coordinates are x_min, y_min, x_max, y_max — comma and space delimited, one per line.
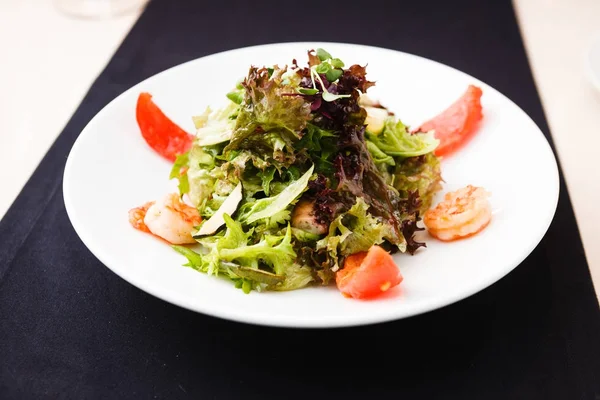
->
173, 215, 298, 292
219, 222, 296, 276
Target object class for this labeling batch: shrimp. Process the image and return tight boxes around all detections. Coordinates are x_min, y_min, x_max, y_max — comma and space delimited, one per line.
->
423, 185, 491, 241
129, 201, 155, 233
128, 193, 201, 244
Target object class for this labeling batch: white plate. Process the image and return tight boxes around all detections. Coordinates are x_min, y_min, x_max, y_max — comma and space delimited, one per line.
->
63, 42, 559, 328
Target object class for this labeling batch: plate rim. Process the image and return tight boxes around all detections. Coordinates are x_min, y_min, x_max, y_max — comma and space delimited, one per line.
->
63, 41, 560, 328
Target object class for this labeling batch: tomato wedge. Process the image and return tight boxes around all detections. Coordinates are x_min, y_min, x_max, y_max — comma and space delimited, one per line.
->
417, 85, 483, 157
336, 246, 403, 299
135, 92, 194, 162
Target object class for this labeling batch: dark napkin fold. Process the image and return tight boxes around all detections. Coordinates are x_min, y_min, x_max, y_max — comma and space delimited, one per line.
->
1, 0, 599, 398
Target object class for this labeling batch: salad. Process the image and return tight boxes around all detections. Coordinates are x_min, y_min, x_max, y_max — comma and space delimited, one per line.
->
129, 48, 489, 299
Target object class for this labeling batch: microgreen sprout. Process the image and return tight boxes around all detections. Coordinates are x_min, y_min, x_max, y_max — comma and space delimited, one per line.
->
299, 48, 351, 102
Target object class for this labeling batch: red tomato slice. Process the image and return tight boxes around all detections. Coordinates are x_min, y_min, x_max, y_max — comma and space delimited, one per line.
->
417, 85, 483, 157
336, 246, 403, 299
135, 92, 194, 162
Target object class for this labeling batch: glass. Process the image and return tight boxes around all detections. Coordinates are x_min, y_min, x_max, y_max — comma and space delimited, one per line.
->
54, 0, 147, 19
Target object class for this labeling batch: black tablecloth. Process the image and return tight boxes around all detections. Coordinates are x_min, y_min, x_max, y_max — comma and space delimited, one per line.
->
2, 0, 600, 398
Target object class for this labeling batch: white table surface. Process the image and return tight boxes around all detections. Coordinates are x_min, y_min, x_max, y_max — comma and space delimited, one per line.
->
1, 1, 599, 301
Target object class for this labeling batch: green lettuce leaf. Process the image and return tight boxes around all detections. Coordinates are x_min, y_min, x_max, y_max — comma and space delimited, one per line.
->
367, 117, 439, 157
169, 152, 190, 197
239, 165, 314, 224
366, 140, 395, 167
258, 166, 276, 196
237, 131, 297, 167
186, 145, 218, 208
393, 153, 443, 214
316, 197, 393, 269
291, 228, 322, 242
174, 213, 251, 276
219, 224, 296, 276
217, 214, 252, 250
224, 66, 311, 161
226, 86, 245, 105
173, 215, 301, 291
228, 266, 284, 286
172, 245, 205, 270
273, 264, 314, 291
193, 101, 239, 146
295, 123, 336, 177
